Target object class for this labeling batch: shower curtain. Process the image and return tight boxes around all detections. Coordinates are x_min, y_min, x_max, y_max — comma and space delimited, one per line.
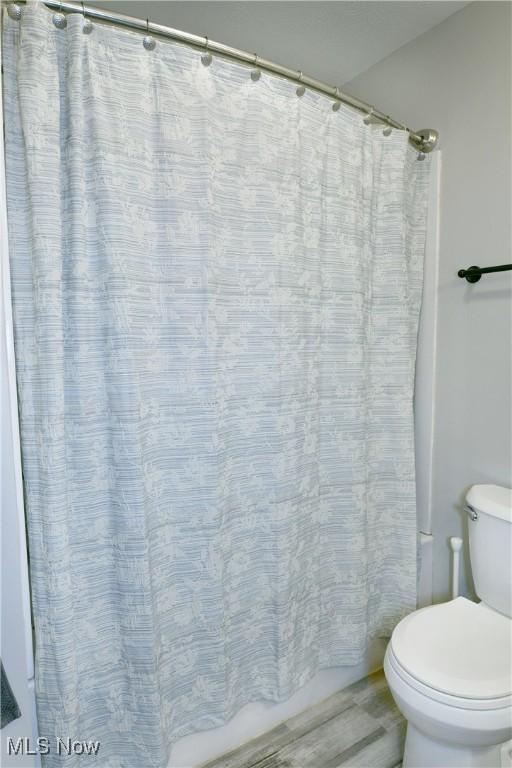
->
3, 3, 431, 766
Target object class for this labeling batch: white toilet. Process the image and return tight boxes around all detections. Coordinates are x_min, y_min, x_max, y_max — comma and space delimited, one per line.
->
385, 484, 512, 768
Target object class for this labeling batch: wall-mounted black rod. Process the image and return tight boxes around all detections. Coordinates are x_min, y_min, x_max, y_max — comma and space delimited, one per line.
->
458, 264, 512, 283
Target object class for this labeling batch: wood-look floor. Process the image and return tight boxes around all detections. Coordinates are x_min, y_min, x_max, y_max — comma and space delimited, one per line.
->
201, 670, 405, 768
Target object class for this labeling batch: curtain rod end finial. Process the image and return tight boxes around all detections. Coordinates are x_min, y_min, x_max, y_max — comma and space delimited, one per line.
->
416, 128, 439, 153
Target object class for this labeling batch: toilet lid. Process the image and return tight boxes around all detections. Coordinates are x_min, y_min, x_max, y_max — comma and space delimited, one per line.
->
391, 597, 512, 700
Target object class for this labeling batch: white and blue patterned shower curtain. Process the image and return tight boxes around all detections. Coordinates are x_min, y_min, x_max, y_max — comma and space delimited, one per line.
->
3, 3, 430, 766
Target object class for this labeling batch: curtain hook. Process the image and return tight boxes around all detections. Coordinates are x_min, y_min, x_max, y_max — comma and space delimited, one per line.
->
52, 0, 67, 29
143, 17, 156, 50
296, 71, 306, 98
81, 1, 93, 34
383, 121, 393, 137
363, 106, 375, 125
250, 54, 261, 82
201, 36, 212, 67
332, 87, 341, 112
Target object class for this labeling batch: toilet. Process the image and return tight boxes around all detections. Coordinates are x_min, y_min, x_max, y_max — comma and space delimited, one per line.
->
384, 484, 512, 768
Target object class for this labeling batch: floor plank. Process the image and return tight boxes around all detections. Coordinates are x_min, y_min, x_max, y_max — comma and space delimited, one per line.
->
257, 705, 383, 768
332, 722, 406, 768
354, 679, 403, 731
201, 670, 405, 768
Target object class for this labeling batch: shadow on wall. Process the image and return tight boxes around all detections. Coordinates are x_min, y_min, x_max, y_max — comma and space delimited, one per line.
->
462, 286, 512, 304
455, 488, 476, 599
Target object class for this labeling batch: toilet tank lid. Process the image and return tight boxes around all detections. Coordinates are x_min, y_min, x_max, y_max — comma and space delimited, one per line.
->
466, 484, 512, 523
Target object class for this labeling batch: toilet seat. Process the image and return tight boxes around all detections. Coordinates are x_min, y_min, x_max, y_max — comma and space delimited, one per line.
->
390, 597, 512, 706
387, 644, 511, 711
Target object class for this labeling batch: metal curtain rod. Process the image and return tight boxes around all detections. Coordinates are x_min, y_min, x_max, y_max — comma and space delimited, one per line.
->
457, 263, 512, 283
8, 0, 439, 153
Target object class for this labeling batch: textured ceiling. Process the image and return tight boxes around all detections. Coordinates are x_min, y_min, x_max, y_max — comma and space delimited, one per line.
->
95, 1, 469, 84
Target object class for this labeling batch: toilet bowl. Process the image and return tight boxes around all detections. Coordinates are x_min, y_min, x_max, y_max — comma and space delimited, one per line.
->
385, 485, 512, 767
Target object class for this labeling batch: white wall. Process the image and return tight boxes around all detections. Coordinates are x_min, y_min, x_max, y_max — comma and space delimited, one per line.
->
96, 1, 469, 85
347, 1, 512, 602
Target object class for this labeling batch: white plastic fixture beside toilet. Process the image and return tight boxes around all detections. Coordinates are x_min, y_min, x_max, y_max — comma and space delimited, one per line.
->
385, 484, 512, 768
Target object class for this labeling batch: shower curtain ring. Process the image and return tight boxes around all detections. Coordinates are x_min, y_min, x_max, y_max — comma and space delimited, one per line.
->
383, 119, 393, 137
81, 1, 93, 34
296, 72, 306, 98
143, 17, 156, 50
332, 88, 341, 112
7, 3, 22, 21
201, 36, 213, 67
251, 54, 261, 82
52, 0, 67, 29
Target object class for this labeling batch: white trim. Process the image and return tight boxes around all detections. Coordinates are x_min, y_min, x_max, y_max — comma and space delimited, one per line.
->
415, 151, 441, 536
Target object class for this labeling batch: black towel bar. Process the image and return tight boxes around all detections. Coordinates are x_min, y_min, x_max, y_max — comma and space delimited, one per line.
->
457, 264, 512, 283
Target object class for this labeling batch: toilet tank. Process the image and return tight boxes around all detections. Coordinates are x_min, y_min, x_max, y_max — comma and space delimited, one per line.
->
466, 484, 512, 618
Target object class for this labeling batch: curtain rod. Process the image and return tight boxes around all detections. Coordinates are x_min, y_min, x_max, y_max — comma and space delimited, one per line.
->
7, 0, 439, 153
